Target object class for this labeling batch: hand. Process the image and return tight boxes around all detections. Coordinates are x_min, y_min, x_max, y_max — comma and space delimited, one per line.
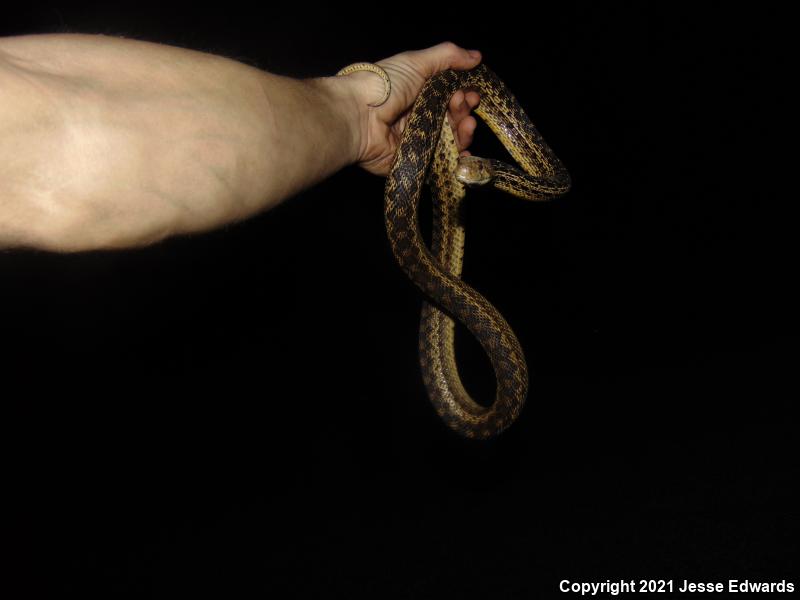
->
341, 42, 482, 176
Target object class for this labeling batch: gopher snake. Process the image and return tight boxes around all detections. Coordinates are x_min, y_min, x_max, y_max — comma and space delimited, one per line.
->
339, 63, 571, 438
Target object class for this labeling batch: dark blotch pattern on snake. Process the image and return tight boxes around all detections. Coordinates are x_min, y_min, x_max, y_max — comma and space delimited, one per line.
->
384, 64, 571, 439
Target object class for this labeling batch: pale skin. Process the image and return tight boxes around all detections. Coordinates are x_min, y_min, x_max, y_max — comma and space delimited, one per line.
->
0, 34, 482, 252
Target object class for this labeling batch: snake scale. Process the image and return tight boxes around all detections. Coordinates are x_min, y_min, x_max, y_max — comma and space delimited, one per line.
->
339, 62, 571, 438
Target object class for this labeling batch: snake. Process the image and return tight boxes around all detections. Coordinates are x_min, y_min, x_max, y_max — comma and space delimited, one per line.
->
337, 61, 571, 439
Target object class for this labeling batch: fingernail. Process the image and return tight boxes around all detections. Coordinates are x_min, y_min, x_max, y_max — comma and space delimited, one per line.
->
468, 49, 481, 58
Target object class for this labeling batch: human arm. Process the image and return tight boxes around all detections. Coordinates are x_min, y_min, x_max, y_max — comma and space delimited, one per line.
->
0, 34, 480, 251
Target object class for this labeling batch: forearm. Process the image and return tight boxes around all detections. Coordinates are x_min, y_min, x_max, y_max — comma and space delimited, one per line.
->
0, 34, 361, 251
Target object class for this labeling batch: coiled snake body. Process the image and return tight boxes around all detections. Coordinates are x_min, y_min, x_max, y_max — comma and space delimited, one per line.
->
341, 63, 571, 439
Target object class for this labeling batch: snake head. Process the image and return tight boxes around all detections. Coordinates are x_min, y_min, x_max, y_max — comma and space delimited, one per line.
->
454, 156, 494, 187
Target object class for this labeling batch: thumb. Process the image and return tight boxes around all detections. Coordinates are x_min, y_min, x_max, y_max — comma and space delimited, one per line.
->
408, 42, 482, 79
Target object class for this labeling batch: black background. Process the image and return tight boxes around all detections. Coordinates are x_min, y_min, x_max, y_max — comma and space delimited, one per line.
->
2, 2, 797, 597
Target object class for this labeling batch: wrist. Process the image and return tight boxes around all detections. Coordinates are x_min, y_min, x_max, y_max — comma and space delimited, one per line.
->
310, 74, 370, 167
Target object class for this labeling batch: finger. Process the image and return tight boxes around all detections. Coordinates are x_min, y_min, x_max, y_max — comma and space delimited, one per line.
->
449, 90, 465, 114
455, 116, 477, 151
448, 89, 472, 124
408, 42, 482, 79
464, 90, 480, 109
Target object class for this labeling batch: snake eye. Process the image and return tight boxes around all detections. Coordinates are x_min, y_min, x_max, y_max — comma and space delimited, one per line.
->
455, 156, 494, 186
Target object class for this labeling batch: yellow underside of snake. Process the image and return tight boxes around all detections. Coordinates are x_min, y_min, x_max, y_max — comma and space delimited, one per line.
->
344, 63, 571, 439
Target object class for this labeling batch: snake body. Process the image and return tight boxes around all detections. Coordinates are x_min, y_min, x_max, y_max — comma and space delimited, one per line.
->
342, 63, 571, 438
